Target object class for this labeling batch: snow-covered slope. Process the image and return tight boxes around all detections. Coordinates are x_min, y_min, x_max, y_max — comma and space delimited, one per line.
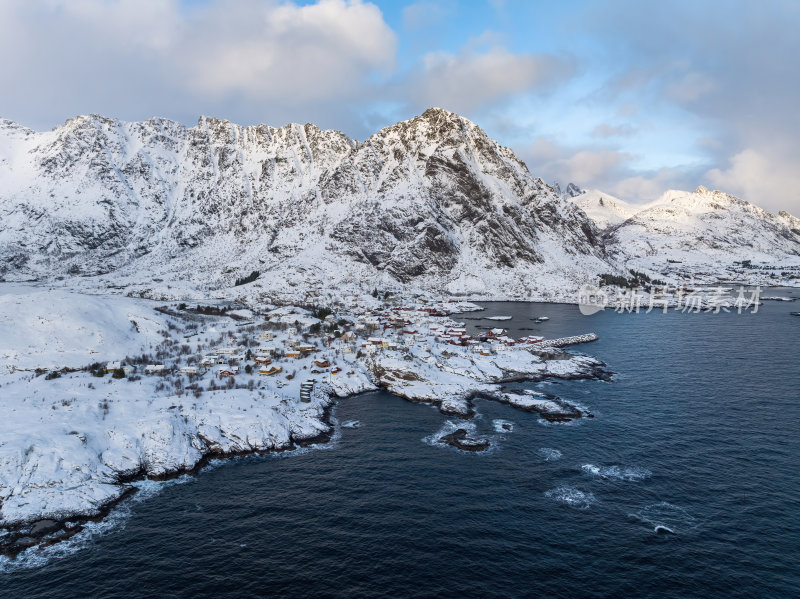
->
0, 109, 610, 301
607, 187, 800, 269
571, 189, 640, 230
0, 285, 169, 371
568, 185, 800, 280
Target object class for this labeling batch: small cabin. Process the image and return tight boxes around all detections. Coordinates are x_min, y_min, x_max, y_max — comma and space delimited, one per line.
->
145, 364, 165, 374
180, 366, 199, 375
259, 366, 282, 376
105, 361, 122, 373
285, 350, 301, 359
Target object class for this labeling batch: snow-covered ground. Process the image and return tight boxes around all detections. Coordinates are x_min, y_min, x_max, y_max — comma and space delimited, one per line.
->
0, 284, 606, 557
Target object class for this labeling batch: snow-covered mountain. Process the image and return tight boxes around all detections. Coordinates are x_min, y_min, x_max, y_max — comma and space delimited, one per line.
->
570, 185, 800, 278
1, 108, 798, 299
571, 189, 639, 230
552, 181, 585, 199
0, 108, 611, 300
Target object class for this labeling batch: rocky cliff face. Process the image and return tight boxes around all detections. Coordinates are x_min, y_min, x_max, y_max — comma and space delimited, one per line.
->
0, 108, 611, 299
3, 108, 797, 298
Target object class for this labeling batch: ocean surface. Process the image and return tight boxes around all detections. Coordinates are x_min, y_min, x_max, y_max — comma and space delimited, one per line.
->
3, 291, 799, 598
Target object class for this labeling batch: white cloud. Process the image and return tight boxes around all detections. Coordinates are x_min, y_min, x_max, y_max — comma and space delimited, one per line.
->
181, 0, 396, 101
406, 44, 573, 114
0, 0, 395, 129
517, 137, 702, 204
590, 123, 636, 138
706, 148, 800, 214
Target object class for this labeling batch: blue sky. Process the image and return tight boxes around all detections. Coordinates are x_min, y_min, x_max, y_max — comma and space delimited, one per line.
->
1, 0, 798, 212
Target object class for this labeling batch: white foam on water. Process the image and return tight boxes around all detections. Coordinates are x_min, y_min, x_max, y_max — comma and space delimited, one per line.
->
544, 486, 596, 509
630, 502, 698, 535
581, 463, 652, 482
492, 419, 515, 433
0, 474, 199, 572
654, 525, 675, 535
538, 447, 563, 461
422, 420, 476, 448
537, 417, 580, 427
269, 420, 342, 459
422, 420, 499, 455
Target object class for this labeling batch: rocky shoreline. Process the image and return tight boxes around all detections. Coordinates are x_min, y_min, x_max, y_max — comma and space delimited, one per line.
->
0, 402, 338, 559
0, 352, 610, 559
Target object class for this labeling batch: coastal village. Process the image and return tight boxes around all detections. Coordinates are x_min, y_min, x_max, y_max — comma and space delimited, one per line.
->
0, 286, 606, 557
95, 295, 596, 410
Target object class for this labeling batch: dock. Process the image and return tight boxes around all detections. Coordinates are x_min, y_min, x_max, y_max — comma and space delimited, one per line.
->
536, 333, 598, 348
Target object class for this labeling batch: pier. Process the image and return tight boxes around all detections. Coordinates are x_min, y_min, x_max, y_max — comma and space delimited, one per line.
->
536, 333, 598, 348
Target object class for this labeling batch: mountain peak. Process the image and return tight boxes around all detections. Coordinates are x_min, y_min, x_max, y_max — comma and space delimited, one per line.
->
552, 181, 585, 199
419, 106, 462, 120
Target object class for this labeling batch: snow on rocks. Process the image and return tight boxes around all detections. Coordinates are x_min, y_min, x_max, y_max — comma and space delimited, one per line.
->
0, 284, 608, 556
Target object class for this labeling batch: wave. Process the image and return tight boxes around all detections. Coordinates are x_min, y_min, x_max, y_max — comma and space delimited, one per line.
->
0, 475, 194, 573
581, 463, 651, 481
537, 447, 562, 461
630, 502, 698, 535
544, 486, 596, 509
492, 419, 514, 433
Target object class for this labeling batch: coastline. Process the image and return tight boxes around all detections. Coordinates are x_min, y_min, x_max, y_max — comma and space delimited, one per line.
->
0, 283, 618, 561
0, 348, 608, 559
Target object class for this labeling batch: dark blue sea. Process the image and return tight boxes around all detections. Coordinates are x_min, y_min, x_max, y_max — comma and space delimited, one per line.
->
3, 292, 799, 598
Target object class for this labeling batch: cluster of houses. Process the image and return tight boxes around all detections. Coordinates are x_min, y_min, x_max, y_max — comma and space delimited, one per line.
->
102, 298, 552, 395
344, 305, 546, 357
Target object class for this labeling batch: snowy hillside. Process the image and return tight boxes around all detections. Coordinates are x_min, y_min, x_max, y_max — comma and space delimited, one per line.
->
569, 185, 800, 283
571, 190, 640, 230
2, 109, 798, 296
0, 109, 611, 302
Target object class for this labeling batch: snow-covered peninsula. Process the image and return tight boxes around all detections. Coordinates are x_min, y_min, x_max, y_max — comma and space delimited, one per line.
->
0, 284, 606, 557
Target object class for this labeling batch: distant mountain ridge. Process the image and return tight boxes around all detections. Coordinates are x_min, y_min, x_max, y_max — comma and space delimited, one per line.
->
569, 184, 800, 278
0, 109, 798, 299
